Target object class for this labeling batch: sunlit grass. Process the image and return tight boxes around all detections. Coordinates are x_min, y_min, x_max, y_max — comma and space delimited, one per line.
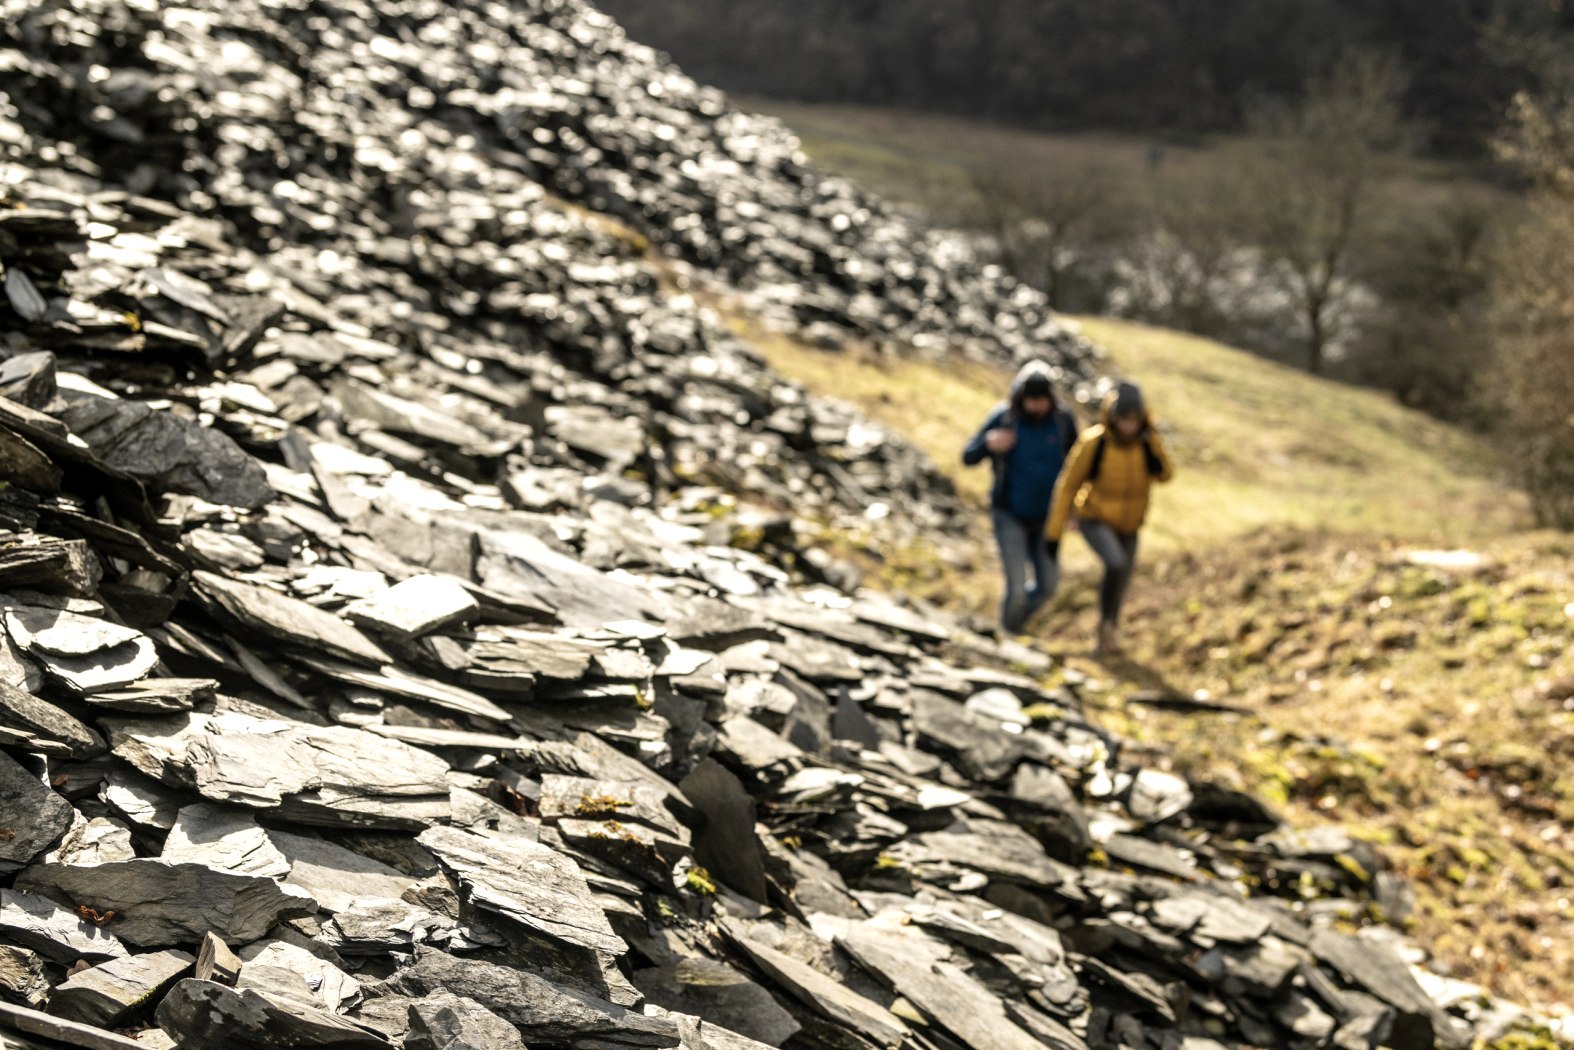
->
732, 303, 1571, 1011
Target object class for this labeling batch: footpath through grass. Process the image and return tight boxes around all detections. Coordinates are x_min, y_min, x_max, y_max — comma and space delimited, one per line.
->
742, 312, 1574, 1015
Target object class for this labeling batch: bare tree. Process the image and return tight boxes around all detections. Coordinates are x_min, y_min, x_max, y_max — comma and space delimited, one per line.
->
1243, 51, 1413, 375
1492, 57, 1574, 528
969, 164, 1125, 310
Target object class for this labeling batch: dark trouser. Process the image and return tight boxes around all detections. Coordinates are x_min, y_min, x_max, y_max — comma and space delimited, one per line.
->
1080, 520, 1140, 626
991, 509, 1057, 634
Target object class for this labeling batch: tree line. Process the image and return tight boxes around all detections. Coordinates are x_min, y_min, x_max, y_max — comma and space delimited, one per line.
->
598, 0, 1566, 155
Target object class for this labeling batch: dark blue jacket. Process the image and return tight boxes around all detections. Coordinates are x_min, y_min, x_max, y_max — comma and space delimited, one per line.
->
964, 403, 1078, 522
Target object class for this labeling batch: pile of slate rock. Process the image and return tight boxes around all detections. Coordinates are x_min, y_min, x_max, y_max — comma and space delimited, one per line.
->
0, 0, 1101, 381
0, 2, 1557, 1049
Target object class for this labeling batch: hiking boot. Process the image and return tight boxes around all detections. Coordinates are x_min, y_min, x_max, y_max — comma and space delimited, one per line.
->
1096, 622, 1123, 657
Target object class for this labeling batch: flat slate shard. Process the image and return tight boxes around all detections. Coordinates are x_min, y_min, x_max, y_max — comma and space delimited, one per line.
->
0, 945, 49, 1007
909, 689, 1026, 782
113, 712, 453, 830
0, 1001, 149, 1050
405, 993, 529, 1050
376, 947, 682, 1049
192, 571, 390, 666
0, 679, 105, 758
79, 678, 217, 714
417, 825, 628, 957
0, 888, 128, 964
898, 822, 1067, 888
157, 979, 392, 1049
0, 750, 75, 872
46, 948, 194, 1028
678, 759, 769, 902
1308, 930, 1463, 1049
555, 817, 691, 889
725, 933, 910, 1049
343, 575, 480, 640
3, 605, 158, 694
195, 933, 241, 986
266, 829, 417, 914
630, 959, 801, 1047
0, 534, 96, 595
14, 860, 317, 947
55, 392, 275, 511
837, 925, 1048, 1050
237, 939, 361, 1012
160, 803, 292, 879
44, 814, 136, 869
292, 657, 513, 725
539, 774, 688, 841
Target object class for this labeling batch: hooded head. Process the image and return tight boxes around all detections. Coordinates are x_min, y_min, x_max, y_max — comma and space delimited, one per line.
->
1102, 381, 1149, 438
1010, 361, 1056, 419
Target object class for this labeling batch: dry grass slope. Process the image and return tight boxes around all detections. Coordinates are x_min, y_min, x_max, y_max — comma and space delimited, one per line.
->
740, 310, 1574, 1016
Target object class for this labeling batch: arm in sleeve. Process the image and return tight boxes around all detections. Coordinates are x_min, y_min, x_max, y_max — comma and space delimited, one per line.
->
1046, 432, 1096, 540
962, 407, 1007, 466
1143, 429, 1175, 482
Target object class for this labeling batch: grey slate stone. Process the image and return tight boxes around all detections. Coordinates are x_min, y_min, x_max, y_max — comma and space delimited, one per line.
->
46, 948, 194, 1028
56, 392, 275, 511
0, 945, 49, 1007
109, 712, 452, 830
192, 572, 390, 666
417, 824, 628, 957
194, 932, 241, 986
404, 993, 528, 1050
0, 888, 128, 964
837, 925, 1047, 1050
343, 575, 480, 640
725, 932, 909, 1049
376, 947, 682, 1048
631, 958, 801, 1047
0, 1001, 149, 1050
0, 750, 74, 872
3, 605, 158, 694
156, 979, 392, 1049
14, 859, 316, 947
0, 679, 105, 758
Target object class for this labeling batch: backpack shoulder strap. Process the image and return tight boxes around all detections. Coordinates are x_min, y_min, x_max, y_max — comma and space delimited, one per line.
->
1087, 433, 1108, 481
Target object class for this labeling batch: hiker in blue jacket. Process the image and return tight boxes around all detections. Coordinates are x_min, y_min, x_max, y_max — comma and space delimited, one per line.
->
963, 362, 1079, 635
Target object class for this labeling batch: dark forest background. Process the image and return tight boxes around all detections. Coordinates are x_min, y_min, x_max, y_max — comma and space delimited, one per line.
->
597, 0, 1571, 155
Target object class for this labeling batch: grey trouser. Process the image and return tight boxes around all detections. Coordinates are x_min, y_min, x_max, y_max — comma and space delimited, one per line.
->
992, 509, 1058, 634
1080, 520, 1140, 626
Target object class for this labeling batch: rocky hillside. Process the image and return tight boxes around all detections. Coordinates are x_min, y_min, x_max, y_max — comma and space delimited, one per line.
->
0, 2, 1552, 1049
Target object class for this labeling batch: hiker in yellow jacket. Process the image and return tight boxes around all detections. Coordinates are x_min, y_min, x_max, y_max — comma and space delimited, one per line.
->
1047, 381, 1173, 656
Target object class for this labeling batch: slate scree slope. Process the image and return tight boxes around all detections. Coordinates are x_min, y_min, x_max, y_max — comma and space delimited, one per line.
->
0, 1, 1545, 1049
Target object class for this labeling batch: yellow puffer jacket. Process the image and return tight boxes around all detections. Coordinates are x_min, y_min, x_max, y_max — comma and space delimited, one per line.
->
1047, 399, 1174, 540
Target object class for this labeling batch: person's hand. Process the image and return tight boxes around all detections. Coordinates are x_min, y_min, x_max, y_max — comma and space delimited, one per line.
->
984, 428, 1016, 454
1046, 538, 1060, 560
1067, 517, 1081, 533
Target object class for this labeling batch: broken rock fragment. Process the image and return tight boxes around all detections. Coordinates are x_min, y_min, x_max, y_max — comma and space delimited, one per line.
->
376, 947, 681, 1049
0, 888, 128, 964
157, 979, 392, 1049
417, 824, 628, 956
192, 571, 390, 666
46, 948, 194, 1028
0, 945, 49, 1008
3, 605, 158, 694
55, 391, 275, 511
0, 750, 75, 872
405, 993, 528, 1050
109, 712, 452, 830
343, 575, 480, 640
14, 859, 317, 947
630, 958, 801, 1047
